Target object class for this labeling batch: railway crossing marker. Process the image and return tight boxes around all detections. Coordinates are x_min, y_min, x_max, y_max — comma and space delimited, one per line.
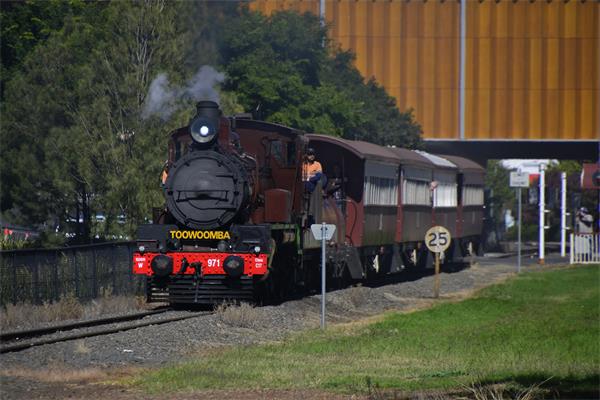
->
425, 225, 451, 298
311, 223, 336, 329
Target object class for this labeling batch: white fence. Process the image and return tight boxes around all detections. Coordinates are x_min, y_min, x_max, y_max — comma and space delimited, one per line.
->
570, 233, 600, 264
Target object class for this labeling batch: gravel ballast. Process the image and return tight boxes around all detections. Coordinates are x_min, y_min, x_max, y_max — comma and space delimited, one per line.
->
0, 254, 563, 372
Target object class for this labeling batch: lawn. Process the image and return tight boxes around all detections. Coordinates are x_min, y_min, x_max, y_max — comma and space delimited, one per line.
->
135, 265, 600, 396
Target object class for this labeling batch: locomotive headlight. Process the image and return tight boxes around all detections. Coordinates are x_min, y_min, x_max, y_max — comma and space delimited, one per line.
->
253, 245, 261, 254
190, 116, 217, 144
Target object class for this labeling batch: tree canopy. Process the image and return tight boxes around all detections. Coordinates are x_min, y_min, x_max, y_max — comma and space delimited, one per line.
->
1, 2, 422, 245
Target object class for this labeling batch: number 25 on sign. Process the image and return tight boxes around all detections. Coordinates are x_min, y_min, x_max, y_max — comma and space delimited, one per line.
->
425, 226, 451, 298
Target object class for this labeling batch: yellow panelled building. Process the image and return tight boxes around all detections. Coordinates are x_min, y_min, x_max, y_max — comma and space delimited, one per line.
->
250, 0, 599, 141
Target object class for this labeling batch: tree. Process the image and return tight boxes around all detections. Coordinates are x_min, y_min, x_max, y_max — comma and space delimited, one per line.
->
484, 160, 514, 224
2, 4, 423, 245
0, 0, 92, 98
1, 1, 187, 243
321, 50, 422, 148
217, 9, 421, 145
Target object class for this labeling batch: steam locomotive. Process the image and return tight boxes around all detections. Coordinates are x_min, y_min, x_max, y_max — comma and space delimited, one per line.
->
132, 101, 484, 304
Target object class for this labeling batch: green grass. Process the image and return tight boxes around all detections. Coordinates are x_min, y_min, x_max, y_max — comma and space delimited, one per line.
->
135, 265, 600, 396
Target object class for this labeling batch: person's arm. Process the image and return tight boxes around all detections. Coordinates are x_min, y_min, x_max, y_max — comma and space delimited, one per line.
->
309, 172, 322, 183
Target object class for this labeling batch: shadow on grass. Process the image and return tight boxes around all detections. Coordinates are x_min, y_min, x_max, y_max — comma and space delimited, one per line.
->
477, 373, 600, 399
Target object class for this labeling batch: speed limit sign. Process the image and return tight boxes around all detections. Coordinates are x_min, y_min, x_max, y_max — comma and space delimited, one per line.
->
425, 226, 451, 253
425, 225, 451, 299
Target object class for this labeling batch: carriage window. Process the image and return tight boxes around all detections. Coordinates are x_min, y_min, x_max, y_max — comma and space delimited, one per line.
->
267, 139, 297, 167
364, 176, 398, 206
433, 183, 458, 208
463, 185, 484, 206
402, 180, 430, 205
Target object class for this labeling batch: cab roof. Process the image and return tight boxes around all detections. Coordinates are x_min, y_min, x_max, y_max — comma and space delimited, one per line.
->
307, 134, 425, 166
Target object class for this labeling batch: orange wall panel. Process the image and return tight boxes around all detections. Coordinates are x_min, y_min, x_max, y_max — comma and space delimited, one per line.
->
250, 0, 599, 141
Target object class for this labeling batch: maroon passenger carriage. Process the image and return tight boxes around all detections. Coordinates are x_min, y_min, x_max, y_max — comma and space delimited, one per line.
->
307, 134, 485, 275
133, 102, 484, 305
441, 155, 486, 257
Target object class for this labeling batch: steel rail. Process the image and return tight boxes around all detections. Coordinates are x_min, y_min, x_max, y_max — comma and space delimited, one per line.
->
0, 312, 209, 354
1, 308, 171, 342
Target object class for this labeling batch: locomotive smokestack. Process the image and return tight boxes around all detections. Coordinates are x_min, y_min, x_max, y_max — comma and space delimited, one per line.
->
189, 101, 221, 145
195, 100, 221, 119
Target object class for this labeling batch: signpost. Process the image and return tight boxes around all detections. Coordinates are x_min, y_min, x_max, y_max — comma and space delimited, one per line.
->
510, 171, 530, 273
310, 223, 336, 329
425, 225, 451, 298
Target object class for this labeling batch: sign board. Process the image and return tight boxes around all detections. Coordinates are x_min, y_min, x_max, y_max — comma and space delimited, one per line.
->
510, 172, 530, 188
425, 226, 451, 253
311, 224, 336, 241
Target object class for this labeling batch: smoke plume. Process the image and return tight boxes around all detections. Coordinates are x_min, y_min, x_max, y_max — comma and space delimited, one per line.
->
142, 65, 225, 120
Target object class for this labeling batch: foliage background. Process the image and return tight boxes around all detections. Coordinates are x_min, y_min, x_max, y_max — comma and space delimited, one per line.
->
0, 1, 422, 245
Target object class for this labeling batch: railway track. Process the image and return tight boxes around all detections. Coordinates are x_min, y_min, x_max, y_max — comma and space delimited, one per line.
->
0, 308, 210, 354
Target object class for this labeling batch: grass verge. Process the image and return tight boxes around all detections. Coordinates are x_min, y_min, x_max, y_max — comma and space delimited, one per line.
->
134, 265, 600, 397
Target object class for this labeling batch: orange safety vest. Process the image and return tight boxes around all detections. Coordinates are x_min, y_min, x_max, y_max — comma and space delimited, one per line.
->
302, 160, 322, 181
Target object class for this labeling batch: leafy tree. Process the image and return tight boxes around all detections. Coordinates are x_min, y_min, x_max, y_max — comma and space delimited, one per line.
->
0, 0, 92, 97
217, 10, 421, 145
484, 160, 514, 224
320, 50, 422, 148
1, 0, 187, 243
2, 4, 423, 245
218, 10, 356, 135
546, 160, 582, 176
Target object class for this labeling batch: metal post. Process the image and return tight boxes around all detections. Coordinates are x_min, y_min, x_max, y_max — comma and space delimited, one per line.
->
434, 252, 440, 298
517, 187, 522, 273
459, 0, 466, 140
538, 163, 546, 264
561, 172, 567, 257
33, 263, 40, 305
127, 244, 134, 294
54, 261, 59, 302
320, 0, 325, 26
73, 251, 80, 298
112, 247, 118, 295
92, 249, 98, 299
321, 222, 326, 329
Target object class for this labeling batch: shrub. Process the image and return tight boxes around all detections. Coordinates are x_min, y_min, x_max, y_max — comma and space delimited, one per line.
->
215, 302, 261, 329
